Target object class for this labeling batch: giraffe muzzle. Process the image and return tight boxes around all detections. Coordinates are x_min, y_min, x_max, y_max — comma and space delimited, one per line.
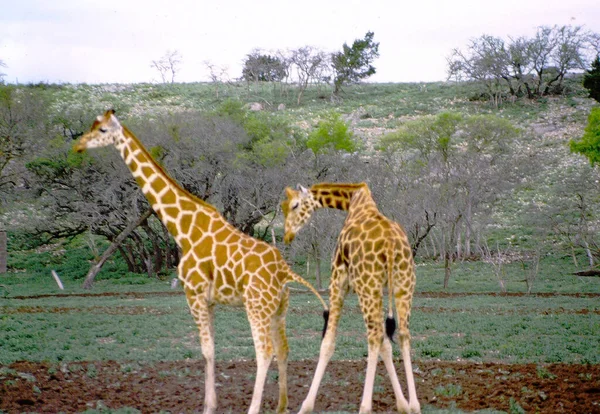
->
73, 138, 89, 153
283, 232, 295, 244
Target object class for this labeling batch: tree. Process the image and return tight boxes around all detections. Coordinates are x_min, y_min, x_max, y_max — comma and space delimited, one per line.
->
379, 112, 521, 286
570, 107, 600, 165
150, 50, 182, 83
331, 31, 379, 96
583, 55, 600, 102
204, 60, 229, 98
448, 25, 595, 101
241, 50, 287, 83
289, 46, 329, 104
0, 85, 48, 202
0, 60, 6, 83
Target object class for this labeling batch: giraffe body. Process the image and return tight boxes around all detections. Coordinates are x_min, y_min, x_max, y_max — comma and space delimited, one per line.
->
75, 110, 328, 414
282, 182, 421, 414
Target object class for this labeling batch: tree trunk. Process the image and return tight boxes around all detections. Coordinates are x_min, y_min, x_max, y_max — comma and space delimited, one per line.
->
82, 209, 153, 289
130, 229, 153, 277
314, 247, 322, 290
443, 252, 452, 289
0, 231, 6, 274
141, 219, 164, 274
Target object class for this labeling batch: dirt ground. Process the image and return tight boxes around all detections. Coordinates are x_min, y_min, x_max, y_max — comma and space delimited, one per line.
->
1, 359, 599, 413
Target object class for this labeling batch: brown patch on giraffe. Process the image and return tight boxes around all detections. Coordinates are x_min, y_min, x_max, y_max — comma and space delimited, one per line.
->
141, 166, 154, 179
162, 189, 177, 205
150, 177, 167, 194
179, 213, 193, 235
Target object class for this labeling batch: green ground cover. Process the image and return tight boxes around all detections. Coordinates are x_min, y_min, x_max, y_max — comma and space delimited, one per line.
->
1, 254, 598, 366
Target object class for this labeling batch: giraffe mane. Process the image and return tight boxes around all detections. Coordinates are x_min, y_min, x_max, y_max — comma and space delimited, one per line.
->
121, 124, 218, 213
310, 182, 368, 192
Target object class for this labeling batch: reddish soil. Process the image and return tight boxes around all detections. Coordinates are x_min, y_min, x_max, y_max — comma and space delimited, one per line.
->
1, 359, 599, 413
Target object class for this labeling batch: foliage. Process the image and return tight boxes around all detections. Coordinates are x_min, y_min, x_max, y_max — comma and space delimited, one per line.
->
242, 50, 287, 82
448, 25, 597, 102
570, 107, 600, 165
306, 112, 358, 154
378, 112, 521, 264
583, 55, 600, 103
0, 85, 49, 201
331, 31, 380, 95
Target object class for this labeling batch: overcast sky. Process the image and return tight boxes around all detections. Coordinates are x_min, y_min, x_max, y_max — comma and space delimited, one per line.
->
2, 0, 599, 85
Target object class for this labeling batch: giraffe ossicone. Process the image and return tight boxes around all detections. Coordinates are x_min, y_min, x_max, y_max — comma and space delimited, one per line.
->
75, 109, 328, 414
282, 182, 421, 414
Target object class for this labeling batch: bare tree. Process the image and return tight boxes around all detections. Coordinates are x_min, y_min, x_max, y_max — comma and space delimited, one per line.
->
448, 25, 597, 100
204, 60, 229, 98
0, 60, 7, 83
289, 46, 329, 104
151, 50, 182, 83
480, 241, 510, 293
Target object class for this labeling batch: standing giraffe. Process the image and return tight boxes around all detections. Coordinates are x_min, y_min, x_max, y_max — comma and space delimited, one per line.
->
74, 110, 328, 414
282, 182, 420, 414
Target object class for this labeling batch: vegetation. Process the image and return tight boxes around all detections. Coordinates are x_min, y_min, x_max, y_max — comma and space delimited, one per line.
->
306, 111, 358, 154
570, 107, 600, 165
331, 31, 380, 96
1, 247, 598, 365
448, 25, 598, 104
0, 76, 599, 414
583, 55, 600, 102
1, 77, 599, 284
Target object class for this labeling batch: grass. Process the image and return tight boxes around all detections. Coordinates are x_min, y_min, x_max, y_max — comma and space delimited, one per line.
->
2, 251, 596, 413
1, 252, 598, 366
1, 79, 599, 412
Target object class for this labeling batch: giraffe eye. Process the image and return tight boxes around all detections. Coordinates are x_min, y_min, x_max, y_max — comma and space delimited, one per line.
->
99, 127, 108, 133
291, 202, 299, 210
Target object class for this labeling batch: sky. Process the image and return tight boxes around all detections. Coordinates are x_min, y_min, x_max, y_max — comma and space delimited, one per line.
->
1, 0, 600, 85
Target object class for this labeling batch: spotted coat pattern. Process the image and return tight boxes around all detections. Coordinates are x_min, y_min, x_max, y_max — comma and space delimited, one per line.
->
75, 110, 327, 414
282, 182, 421, 414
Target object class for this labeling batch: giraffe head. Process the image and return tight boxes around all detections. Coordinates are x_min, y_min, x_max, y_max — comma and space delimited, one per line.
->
74, 109, 123, 153
281, 185, 319, 244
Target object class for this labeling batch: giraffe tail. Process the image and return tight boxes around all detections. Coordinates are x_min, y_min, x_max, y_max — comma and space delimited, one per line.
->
289, 272, 330, 338
385, 240, 397, 343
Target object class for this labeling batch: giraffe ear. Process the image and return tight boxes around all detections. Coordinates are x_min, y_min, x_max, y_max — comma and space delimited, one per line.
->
297, 184, 309, 196
106, 110, 121, 128
285, 187, 294, 198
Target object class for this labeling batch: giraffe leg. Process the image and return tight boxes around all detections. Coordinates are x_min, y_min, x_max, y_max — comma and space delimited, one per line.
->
185, 290, 217, 414
356, 289, 384, 414
271, 288, 290, 414
380, 337, 410, 412
246, 305, 274, 414
397, 298, 420, 413
299, 269, 347, 414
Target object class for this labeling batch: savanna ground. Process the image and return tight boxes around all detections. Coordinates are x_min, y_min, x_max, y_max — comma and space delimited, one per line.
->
1, 80, 600, 412
1, 255, 599, 413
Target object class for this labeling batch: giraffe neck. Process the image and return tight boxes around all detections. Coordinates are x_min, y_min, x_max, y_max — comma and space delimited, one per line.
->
310, 182, 375, 212
116, 126, 217, 247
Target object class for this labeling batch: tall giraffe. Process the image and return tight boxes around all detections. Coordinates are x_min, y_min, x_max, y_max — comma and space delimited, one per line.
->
282, 182, 420, 414
74, 110, 328, 414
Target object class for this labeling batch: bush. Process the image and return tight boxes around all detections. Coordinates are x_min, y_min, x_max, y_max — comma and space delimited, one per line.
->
583, 55, 600, 103
306, 112, 358, 154
570, 107, 600, 165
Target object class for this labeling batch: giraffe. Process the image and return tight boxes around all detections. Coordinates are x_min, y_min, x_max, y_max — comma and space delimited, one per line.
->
74, 110, 329, 414
281, 182, 420, 414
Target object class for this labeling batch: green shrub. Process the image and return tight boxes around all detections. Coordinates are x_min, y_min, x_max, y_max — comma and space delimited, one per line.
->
306, 112, 358, 154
